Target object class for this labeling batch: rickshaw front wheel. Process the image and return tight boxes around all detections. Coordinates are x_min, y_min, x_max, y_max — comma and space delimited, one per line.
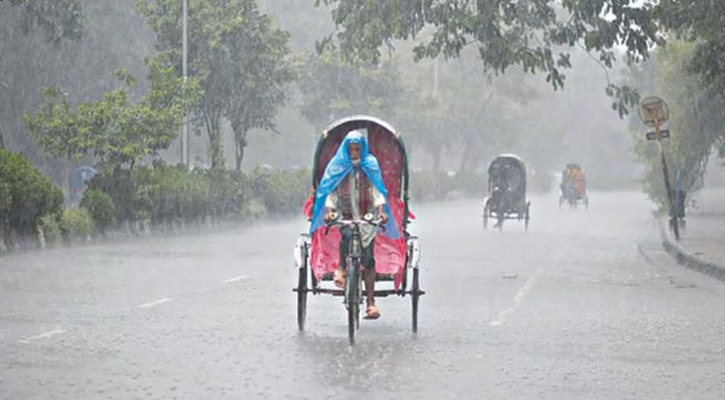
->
411, 268, 420, 333
346, 263, 360, 345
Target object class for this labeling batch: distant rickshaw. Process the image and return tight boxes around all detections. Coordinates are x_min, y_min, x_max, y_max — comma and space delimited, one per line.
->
482, 154, 531, 231
559, 163, 588, 209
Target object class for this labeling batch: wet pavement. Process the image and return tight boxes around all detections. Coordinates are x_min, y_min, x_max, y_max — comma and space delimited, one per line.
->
672, 189, 725, 268
2, 191, 725, 400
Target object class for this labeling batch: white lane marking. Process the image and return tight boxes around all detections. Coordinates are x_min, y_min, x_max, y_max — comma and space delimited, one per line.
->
223, 275, 247, 284
18, 329, 66, 344
490, 268, 543, 327
138, 298, 173, 309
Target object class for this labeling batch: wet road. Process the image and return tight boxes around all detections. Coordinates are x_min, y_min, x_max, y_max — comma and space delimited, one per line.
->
2, 191, 725, 400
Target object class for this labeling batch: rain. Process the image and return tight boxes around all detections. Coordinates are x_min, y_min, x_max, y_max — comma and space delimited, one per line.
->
1, 1, 725, 399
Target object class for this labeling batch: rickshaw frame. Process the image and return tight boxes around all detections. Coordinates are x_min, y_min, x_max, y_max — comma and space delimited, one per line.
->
293, 115, 424, 342
482, 154, 531, 231
559, 162, 588, 209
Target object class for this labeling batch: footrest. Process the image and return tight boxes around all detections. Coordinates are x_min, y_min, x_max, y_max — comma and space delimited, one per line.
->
318, 272, 395, 282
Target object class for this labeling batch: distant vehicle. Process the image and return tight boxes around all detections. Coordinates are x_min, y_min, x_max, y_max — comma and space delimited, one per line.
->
559, 163, 588, 209
482, 154, 530, 231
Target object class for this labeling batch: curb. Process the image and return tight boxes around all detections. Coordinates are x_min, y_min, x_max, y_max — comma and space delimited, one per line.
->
659, 219, 725, 282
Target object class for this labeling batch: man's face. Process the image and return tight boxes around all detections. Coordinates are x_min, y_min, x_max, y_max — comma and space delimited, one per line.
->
348, 143, 361, 161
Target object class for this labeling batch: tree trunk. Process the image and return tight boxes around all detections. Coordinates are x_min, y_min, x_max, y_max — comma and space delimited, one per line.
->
235, 141, 244, 171
232, 121, 248, 172
209, 130, 225, 169
0, 221, 7, 253
67, 154, 74, 205
205, 111, 225, 169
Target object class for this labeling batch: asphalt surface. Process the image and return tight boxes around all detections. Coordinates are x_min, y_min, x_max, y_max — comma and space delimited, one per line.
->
2, 191, 725, 400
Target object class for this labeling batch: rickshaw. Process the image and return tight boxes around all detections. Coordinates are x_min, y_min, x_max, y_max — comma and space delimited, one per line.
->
293, 115, 424, 345
558, 163, 588, 209
482, 154, 531, 231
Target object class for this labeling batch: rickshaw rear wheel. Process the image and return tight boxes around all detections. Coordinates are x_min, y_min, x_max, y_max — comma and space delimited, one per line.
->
411, 268, 420, 333
482, 200, 490, 229
524, 203, 530, 231
296, 262, 307, 332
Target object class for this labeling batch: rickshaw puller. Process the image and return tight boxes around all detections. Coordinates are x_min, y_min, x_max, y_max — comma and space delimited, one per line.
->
316, 131, 392, 320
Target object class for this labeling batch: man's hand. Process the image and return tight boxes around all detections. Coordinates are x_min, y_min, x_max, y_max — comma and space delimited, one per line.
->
324, 210, 337, 223
379, 212, 388, 224
376, 205, 388, 224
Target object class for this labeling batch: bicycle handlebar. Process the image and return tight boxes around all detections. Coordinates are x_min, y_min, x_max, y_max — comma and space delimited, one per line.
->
324, 216, 386, 235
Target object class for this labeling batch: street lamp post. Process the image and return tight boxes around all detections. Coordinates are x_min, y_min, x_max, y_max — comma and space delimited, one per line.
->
181, 0, 188, 167
639, 96, 679, 240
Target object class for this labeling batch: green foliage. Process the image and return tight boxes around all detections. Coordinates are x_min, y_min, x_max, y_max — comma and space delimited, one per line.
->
39, 213, 61, 246
24, 63, 197, 174
298, 49, 401, 129
80, 188, 115, 233
86, 164, 309, 228
24, 87, 87, 162
315, 0, 662, 92
0, 148, 64, 240
206, 169, 250, 217
631, 41, 725, 209
136, 0, 296, 170
249, 167, 309, 215
59, 207, 94, 243
656, 1, 725, 100
3, 0, 84, 44
89, 165, 249, 225
88, 170, 139, 223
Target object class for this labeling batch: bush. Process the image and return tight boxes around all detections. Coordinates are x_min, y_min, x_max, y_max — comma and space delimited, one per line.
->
39, 214, 61, 248
80, 188, 115, 233
251, 167, 309, 215
88, 170, 139, 223
60, 208, 94, 243
86, 164, 312, 231
0, 148, 63, 246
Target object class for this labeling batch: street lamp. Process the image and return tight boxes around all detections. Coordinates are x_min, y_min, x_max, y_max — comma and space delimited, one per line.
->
181, 0, 189, 167
638, 95, 679, 240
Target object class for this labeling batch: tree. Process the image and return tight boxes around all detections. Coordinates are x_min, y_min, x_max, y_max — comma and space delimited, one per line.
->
315, 1, 661, 99
25, 63, 197, 175
656, 1, 725, 101
135, 0, 295, 170
654, 0, 725, 165
298, 49, 401, 129
24, 87, 85, 163
1, 0, 155, 191
631, 41, 725, 210
1, 0, 83, 45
